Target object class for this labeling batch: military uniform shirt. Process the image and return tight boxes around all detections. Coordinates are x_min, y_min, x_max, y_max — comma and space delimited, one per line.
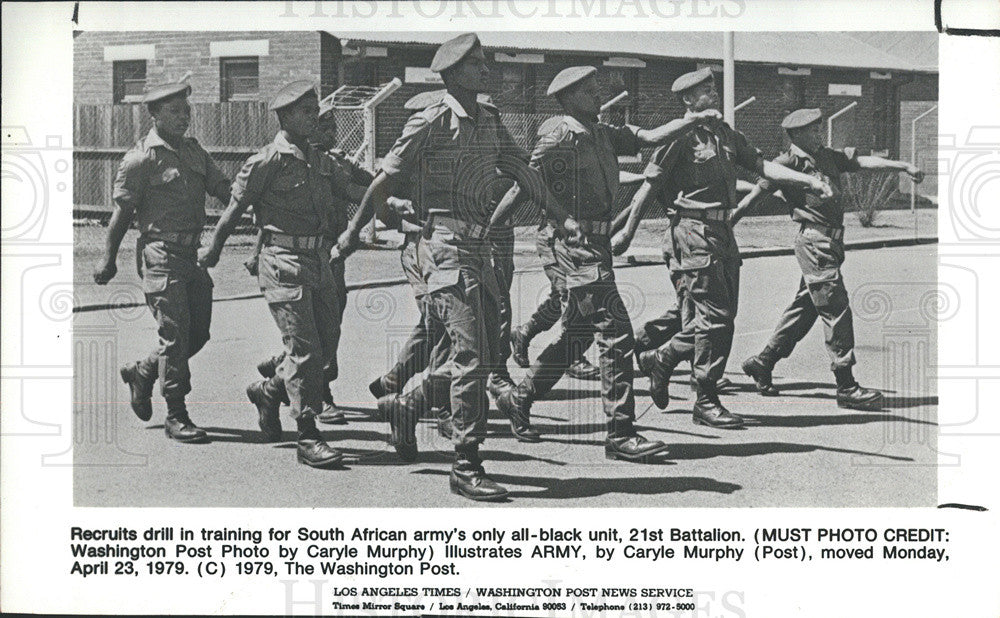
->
231, 132, 340, 236
113, 128, 229, 233
773, 144, 861, 228
531, 115, 642, 221
321, 147, 374, 237
381, 94, 526, 227
644, 115, 763, 211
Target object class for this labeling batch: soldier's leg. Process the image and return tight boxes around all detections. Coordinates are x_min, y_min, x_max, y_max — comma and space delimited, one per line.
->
498, 290, 588, 443
265, 288, 343, 467
488, 235, 516, 396
511, 263, 564, 367
144, 275, 209, 443
680, 259, 743, 428
595, 283, 667, 460
743, 276, 817, 394
186, 267, 214, 359
372, 237, 433, 397
634, 304, 683, 356
317, 268, 347, 424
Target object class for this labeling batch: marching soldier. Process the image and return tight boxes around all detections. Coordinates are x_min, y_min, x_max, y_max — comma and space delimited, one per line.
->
94, 82, 230, 443
508, 170, 646, 380
493, 66, 721, 460
636, 68, 832, 429
339, 34, 539, 501
367, 89, 455, 439
254, 95, 375, 426
198, 81, 345, 468
739, 107, 923, 410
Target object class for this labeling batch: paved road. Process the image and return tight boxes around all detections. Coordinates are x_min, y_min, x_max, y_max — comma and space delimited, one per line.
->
74, 245, 937, 508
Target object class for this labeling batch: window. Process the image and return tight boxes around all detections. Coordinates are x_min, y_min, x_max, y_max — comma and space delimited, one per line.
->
220, 56, 259, 102
113, 60, 146, 104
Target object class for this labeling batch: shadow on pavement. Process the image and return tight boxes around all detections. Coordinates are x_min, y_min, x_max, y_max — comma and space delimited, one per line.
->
740, 411, 936, 428
664, 441, 914, 462
415, 469, 742, 500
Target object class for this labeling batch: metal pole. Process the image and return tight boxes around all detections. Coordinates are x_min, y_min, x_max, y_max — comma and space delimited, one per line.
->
911, 104, 937, 214
734, 96, 756, 112
827, 100, 858, 147
600, 90, 629, 112
723, 32, 735, 126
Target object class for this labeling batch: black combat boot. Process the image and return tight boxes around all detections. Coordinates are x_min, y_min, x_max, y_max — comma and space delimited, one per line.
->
376, 391, 420, 462
487, 366, 516, 400
256, 354, 281, 378
295, 416, 343, 468
566, 356, 600, 380
509, 325, 532, 368
640, 349, 674, 410
742, 354, 779, 396
834, 367, 884, 411
450, 446, 508, 502
246, 377, 284, 443
256, 355, 290, 404
368, 375, 389, 399
317, 384, 347, 425
605, 433, 668, 462
120, 359, 156, 422
692, 383, 744, 429
164, 398, 208, 443
495, 382, 542, 443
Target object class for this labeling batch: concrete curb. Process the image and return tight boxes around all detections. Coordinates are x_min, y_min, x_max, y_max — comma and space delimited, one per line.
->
72, 235, 937, 313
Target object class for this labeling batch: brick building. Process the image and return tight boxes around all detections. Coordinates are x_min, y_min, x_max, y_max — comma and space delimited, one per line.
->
73, 30, 937, 210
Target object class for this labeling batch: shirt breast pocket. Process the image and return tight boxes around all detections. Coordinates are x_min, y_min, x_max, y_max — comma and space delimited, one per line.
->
148, 166, 185, 193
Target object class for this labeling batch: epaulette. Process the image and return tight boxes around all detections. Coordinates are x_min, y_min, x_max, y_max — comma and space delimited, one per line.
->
537, 115, 580, 138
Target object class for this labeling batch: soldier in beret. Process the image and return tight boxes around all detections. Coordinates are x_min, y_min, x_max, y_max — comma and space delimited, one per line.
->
739, 108, 923, 410
367, 89, 455, 440
254, 95, 376, 426
626, 68, 832, 429
199, 81, 345, 468
339, 33, 543, 501
94, 82, 230, 443
491, 65, 724, 461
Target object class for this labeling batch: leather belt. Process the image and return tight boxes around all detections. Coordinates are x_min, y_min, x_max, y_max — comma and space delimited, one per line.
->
801, 222, 844, 241
145, 231, 201, 247
676, 208, 729, 223
430, 215, 489, 240
578, 219, 611, 235
264, 231, 323, 250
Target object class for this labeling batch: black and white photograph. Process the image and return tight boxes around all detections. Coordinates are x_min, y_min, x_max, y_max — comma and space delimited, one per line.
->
2, 2, 998, 616
71, 28, 939, 507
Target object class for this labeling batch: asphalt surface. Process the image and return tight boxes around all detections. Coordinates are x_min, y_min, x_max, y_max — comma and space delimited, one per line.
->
73, 245, 937, 508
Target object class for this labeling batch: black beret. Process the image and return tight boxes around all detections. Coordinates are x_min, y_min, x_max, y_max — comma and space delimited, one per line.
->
671, 67, 713, 94
546, 66, 598, 96
269, 80, 317, 112
143, 82, 191, 104
430, 33, 480, 73
781, 108, 823, 130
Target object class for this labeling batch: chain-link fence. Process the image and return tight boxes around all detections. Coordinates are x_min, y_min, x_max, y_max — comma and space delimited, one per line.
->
73, 99, 935, 257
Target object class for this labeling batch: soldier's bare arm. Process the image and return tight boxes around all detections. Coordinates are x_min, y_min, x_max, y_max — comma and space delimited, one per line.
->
761, 160, 833, 198
633, 109, 722, 147
857, 155, 924, 182
93, 202, 135, 284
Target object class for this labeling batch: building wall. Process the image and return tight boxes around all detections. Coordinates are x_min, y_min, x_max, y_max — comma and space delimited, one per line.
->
73, 31, 322, 104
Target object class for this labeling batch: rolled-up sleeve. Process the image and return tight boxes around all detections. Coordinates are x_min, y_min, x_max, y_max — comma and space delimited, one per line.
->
230, 151, 271, 208
644, 142, 678, 189
833, 147, 862, 173
112, 150, 150, 209
733, 129, 764, 175
381, 113, 431, 177
605, 123, 643, 157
